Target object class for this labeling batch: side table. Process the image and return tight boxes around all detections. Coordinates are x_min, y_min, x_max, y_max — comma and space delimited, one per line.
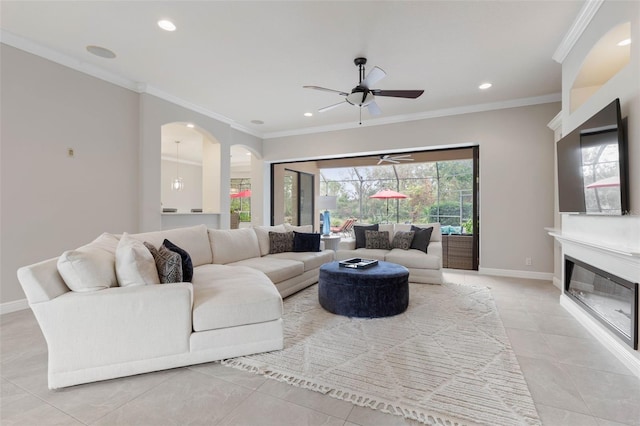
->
321, 234, 341, 251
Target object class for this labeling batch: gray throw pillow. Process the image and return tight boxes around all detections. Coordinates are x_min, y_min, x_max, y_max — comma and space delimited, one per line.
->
354, 224, 379, 249
392, 231, 415, 250
144, 242, 183, 284
269, 231, 294, 254
410, 225, 434, 252
365, 230, 391, 250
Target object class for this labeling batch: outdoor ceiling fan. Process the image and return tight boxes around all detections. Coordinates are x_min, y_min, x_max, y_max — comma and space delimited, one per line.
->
303, 57, 424, 121
377, 154, 414, 165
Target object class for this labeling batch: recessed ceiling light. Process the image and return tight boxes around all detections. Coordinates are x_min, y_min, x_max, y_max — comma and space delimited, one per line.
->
245, 152, 251, 156
251, 120, 264, 125
304, 112, 313, 117
478, 83, 492, 90
617, 38, 631, 46
158, 20, 176, 31
186, 123, 195, 128
86, 45, 116, 59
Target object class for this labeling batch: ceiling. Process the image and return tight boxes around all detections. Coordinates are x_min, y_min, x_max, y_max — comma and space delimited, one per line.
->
1, 1, 585, 137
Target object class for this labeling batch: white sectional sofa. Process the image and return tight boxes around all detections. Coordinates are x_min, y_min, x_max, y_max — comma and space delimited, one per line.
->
17, 224, 333, 389
335, 223, 443, 284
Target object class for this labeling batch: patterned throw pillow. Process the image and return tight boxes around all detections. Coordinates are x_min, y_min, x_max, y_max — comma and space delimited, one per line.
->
392, 231, 415, 250
365, 230, 391, 250
269, 231, 294, 254
354, 224, 379, 248
144, 242, 183, 284
163, 239, 194, 282
410, 226, 434, 253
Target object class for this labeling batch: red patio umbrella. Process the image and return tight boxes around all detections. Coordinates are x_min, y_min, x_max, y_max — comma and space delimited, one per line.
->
369, 189, 408, 223
230, 189, 251, 198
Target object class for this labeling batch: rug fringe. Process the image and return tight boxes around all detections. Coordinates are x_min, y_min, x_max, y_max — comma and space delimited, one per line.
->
221, 358, 465, 426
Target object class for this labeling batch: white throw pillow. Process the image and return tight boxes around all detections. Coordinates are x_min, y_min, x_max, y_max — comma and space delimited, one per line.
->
57, 248, 118, 292
115, 233, 160, 287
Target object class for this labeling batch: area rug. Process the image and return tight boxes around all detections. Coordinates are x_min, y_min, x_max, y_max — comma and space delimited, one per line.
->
222, 282, 541, 426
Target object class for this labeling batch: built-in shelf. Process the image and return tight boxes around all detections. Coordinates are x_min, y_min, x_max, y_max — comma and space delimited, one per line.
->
546, 227, 640, 258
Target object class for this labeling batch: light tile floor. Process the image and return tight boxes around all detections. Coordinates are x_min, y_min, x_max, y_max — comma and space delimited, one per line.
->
1, 271, 639, 425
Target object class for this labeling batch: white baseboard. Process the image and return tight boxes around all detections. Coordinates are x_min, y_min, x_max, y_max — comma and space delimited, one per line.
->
552, 276, 562, 290
560, 294, 640, 379
0, 298, 29, 315
478, 267, 553, 281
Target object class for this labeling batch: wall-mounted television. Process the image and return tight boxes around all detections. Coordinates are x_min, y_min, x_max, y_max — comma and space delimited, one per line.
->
557, 98, 629, 215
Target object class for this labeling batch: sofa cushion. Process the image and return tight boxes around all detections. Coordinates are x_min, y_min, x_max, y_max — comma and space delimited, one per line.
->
163, 239, 193, 282
268, 250, 334, 272
209, 228, 261, 264
410, 226, 433, 252
78, 232, 120, 253
129, 224, 212, 267
115, 233, 160, 287
353, 224, 378, 249
269, 231, 294, 254
392, 231, 415, 250
191, 264, 282, 332
292, 231, 321, 252
228, 257, 304, 284
284, 224, 313, 233
57, 247, 118, 292
253, 225, 287, 256
385, 248, 441, 270
144, 242, 183, 284
365, 230, 391, 250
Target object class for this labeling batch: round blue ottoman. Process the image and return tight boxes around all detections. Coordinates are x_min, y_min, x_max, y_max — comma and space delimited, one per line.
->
318, 261, 409, 318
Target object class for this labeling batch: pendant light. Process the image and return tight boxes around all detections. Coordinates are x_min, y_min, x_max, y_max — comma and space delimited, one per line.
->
171, 140, 184, 191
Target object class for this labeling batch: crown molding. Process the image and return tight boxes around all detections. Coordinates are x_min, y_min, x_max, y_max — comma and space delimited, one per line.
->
547, 111, 563, 132
263, 93, 561, 139
1, 30, 262, 139
552, 0, 604, 64
0, 29, 139, 91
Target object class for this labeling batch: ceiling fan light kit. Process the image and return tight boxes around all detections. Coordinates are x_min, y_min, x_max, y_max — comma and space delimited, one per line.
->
304, 57, 424, 124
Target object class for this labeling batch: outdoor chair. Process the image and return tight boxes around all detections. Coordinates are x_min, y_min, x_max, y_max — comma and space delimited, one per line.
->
330, 218, 356, 238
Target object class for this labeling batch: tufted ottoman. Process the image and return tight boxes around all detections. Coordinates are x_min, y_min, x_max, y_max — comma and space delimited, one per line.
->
318, 261, 409, 318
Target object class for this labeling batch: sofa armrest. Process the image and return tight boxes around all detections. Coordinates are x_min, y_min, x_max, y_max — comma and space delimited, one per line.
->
427, 241, 442, 259
31, 283, 193, 375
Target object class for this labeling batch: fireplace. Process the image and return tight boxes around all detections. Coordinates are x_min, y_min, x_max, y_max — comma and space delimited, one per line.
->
565, 256, 638, 349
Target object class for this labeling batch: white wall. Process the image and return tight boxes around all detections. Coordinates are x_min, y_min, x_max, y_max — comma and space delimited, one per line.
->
0, 44, 139, 304
264, 103, 560, 276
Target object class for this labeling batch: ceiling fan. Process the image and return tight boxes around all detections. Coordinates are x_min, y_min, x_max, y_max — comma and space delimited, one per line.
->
377, 154, 414, 165
304, 57, 424, 119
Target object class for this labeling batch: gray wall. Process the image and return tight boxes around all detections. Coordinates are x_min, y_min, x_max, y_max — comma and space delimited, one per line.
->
1, 44, 139, 304
264, 103, 560, 276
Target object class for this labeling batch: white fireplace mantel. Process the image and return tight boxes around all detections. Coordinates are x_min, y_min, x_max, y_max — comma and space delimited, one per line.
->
547, 227, 640, 378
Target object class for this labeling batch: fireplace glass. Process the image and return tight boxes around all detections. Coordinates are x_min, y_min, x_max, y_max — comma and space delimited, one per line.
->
565, 256, 638, 349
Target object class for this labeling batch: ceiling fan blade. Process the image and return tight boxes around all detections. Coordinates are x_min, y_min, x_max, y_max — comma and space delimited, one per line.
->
303, 86, 349, 96
318, 101, 347, 113
392, 154, 412, 159
371, 89, 424, 99
367, 101, 382, 116
377, 158, 384, 165
361, 66, 386, 88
